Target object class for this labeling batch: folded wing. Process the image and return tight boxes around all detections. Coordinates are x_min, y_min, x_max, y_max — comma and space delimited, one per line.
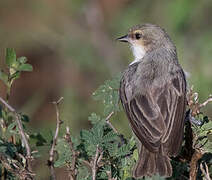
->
120, 69, 186, 155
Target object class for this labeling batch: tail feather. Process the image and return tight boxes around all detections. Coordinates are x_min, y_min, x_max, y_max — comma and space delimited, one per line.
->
133, 145, 172, 178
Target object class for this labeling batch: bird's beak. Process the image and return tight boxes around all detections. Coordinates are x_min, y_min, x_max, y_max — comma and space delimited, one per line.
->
116, 35, 129, 43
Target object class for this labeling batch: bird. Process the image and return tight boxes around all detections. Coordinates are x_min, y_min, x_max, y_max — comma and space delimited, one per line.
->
117, 24, 187, 178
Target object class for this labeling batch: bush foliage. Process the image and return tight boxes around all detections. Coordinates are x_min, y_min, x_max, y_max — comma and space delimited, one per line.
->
0, 49, 211, 179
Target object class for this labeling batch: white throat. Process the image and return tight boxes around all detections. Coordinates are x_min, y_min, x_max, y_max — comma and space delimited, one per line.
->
130, 45, 146, 65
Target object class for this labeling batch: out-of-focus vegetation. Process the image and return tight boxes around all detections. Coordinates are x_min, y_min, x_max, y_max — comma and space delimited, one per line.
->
0, 0, 211, 179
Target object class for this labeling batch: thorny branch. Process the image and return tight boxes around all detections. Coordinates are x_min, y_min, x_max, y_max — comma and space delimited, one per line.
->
64, 126, 79, 180
48, 97, 64, 180
0, 97, 33, 174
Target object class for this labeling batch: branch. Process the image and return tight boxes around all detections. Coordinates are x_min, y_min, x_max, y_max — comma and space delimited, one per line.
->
189, 149, 203, 180
64, 126, 79, 180
199, 96, 212, 108
200, 162, 211, 180
81, 160, 92, 169
0, 153, 35, 180
81, 145, 103, 180
106, 170, 117, 180
92, 145, 100, 180
0, 97, 33, 172
97, 151, 103, 167
187, 87, 212, 116
105, 111, 118, 133
48, 97, 64, 180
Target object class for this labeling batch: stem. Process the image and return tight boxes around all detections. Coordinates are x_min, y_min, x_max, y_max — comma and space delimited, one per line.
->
6, 85, 11, 103
0, 97, 32, 172
189, 150, 203, 180
65, 126, 79, 180
199, 96, 212, 108
200, 162, 211, 180
92, 145, 100, 180
105, 111, 118, 133
48, 97, 64, 180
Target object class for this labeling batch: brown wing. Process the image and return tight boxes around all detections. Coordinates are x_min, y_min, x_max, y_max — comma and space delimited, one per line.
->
160, 70, 187, 156
120, 69, 186, 155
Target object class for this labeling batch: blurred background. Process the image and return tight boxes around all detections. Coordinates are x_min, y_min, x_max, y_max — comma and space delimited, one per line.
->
0, 0, 211, 179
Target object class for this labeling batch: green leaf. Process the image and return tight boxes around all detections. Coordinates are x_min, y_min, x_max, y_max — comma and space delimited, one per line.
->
118, 143, 132, 157
7, 121, 18, 134
17, 56, 27, 64
77, 165, 91, 180
201, 120, 212, 131
203, 140, 212, 153
21, 114, 30, 122
92, 74, 121, 116
11, 61, 20, 69
17, 63, 33, 72
107, 143, 119, 156
102, 131, 118, 144
88, 113, 101, 125
6, 48, 16, 67
80, 130, 93, 143
30, 133, 47, 146
92, 123, 104, 141
0, 139, 17, 158
80, 124, 106, 156
54, 138, 72, 167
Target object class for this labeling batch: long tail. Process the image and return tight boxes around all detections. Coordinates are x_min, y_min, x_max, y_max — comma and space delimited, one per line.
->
133, 145, 172, 178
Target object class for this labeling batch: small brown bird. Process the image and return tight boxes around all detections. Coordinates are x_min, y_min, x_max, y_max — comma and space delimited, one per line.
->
117, 24, 187, 178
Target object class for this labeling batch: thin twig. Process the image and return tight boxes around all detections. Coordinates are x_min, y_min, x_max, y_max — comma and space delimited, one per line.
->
106, 170, 117, 180
187, 88, 212, 116
48, 97, 64, 180
64, 126, 79, 180
80, 146, 103, 180
80, 146, 104, 179
97, 151, 103, 167
81, 160, 92, 169
200, 162, 211, 180
105, 111, 118, 133
80, 111, 116, 180
92, 145, 100, 180
0, 97, 33, 172
199, 96, 212, 108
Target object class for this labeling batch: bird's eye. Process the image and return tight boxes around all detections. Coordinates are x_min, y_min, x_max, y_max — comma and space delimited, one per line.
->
135, 33, 142, 40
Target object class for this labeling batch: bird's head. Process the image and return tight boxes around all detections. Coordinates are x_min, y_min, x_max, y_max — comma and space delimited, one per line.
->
117, 24, 175, 61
